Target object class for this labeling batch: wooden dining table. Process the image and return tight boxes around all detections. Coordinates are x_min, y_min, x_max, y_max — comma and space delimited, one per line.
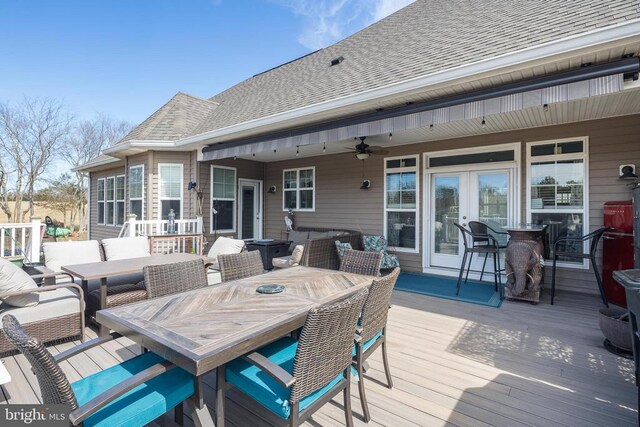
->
61, 253, 216, 336
96, 266, 375, 426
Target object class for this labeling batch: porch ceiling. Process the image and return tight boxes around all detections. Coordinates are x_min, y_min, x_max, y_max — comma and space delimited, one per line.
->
217, 85, 640, 163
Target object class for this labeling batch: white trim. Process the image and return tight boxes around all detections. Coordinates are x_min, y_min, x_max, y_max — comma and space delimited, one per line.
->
128, 164, 145, 221
172, 20, 640, 148
525, 136, 590, 269
96, 178, 105, 225
282, 166, 316, 212
115, 174, 125, 226
210, 165, 237, 233
383, 155, 420, 254
157, 163, 184, 220
105, 176, 116, 226
422, 142, 521, 273
238, 179, 263, 240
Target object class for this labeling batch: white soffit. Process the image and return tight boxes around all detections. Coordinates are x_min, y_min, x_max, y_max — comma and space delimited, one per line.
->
202, 74, 625, 161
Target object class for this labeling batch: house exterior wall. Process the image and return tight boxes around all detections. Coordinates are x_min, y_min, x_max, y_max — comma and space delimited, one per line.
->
199, 158, 265, 240
126, 152, 148, 220
89, 166, 126, 241
262, 114, 640, 295
149, 151, 198, 221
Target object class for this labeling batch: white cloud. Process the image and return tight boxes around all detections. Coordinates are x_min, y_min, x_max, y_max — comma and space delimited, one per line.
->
274, 0, 415, 50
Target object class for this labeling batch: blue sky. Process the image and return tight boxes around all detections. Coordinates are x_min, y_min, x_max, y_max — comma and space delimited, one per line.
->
0, 0, 413, 124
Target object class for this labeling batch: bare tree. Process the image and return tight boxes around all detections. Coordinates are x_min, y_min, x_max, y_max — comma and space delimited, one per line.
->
0, 97, 71, 222
64, 115, 132, 231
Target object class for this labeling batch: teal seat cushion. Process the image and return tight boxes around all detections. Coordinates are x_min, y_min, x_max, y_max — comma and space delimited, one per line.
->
352, 330, 383, 357
71, 352, 194, 427
226, 336, 342, 419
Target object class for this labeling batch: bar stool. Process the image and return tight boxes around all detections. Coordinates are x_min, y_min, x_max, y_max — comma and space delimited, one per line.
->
468, 221, 508, 282
454, 223, 502, 296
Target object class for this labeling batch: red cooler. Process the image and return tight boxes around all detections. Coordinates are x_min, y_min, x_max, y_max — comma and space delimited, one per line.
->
603, 201, 634, 307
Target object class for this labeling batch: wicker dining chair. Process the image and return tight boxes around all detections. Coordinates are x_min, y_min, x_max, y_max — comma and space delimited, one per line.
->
339, 249, 383, 276
2, 314, 195, 427
223, 288, 369, 426
353, 267, 400, 422
218, 250, 265, 282
144, 259, 210, 299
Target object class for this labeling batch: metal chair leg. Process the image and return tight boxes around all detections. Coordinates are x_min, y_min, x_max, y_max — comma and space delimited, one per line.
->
492, 251, 499, 292
464, 252, 474, 283
356, 352, 371, 423
344, 371, 355, 427
174, 401, 184, 425
456, 251, 468, 295
381, 334, 393, 389
591, 255, 609, 307
551, 254, 557, 305
480, 252, 488, 281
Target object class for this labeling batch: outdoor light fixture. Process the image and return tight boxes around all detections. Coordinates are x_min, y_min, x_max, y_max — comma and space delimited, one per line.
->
430, 123, 434, 130
620, 164, 638, 180
360, 180, 371, 190
481, 117, 486, 128
543, 103, 549, 112
389, 132, 393, 140
268, 185, 277, 193
323, 142, 326, 152
356, 152, 370, 160
296, 146, 299, 156
187, 181, 197, 191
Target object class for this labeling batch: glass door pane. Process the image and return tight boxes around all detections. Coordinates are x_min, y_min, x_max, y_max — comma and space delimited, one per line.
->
476, 172, 509, 228
434, 176, 460, 255
240, 184, 256, 239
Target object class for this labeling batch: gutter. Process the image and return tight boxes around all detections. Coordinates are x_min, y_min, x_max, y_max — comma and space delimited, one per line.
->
178, 18, 640, 149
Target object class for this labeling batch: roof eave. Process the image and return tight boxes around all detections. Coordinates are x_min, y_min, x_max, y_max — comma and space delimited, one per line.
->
175, 18, 640, 148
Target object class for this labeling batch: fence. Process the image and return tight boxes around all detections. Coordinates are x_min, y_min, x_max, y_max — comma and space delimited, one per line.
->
0, 217, 43, 262
119, 215, 203, 237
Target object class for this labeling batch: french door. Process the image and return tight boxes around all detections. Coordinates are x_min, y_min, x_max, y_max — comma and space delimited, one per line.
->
430, 169, 513, 273
238, 179, 262, 240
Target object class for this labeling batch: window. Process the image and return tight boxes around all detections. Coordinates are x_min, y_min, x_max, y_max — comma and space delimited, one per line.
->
158, 164, 182, 220
211, 166, 236, 232
115, 175, 125, 226
105, 177, 115, 225
97, 178, 105, 225
527, 138, 588, 267
283, 167, 315, 211
385, 156, 418, 252
129, 165, 144, 220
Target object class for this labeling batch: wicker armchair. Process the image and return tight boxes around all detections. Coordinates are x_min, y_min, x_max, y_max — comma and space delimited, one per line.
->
223, 288, 369, 426
353, 267, 400, 422
2, 314, 195, 427
339, 249, 383, 276
144, 259, 210, 299
218, 251, 264, 282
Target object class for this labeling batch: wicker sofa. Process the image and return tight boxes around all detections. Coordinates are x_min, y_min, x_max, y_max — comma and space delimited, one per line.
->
287, 227, 362, 270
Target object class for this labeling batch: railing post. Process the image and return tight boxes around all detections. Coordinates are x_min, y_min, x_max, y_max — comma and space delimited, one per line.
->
128, 214, 137, 237
30, 216, 41, 263
196, 215, 203, 234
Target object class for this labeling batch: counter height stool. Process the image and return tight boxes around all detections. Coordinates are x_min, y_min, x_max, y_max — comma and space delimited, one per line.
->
454, 223, 501, 296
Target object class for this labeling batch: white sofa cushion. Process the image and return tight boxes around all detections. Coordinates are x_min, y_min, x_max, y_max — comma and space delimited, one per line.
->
102, 236, 150, 260
0, 287, 80, 324
43, 240, 103, 273
0, 258, 39, 307
207, 236, 245, 269
290, 245, 304, 265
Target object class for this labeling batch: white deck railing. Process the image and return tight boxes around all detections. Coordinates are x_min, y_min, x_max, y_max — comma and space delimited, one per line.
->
119, 215, 203, 237
0, 217, 43, 262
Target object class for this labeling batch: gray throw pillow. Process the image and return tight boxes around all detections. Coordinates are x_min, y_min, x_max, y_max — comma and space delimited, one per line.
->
308, 231, 329, 240
0, 258, 39, 307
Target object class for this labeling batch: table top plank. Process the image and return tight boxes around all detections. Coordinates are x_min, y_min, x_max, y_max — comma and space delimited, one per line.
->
61, 253, 215, 281
97, 266, 374, 375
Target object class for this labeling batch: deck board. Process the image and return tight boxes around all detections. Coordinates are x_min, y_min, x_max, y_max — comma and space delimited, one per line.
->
1, 288, 636, 426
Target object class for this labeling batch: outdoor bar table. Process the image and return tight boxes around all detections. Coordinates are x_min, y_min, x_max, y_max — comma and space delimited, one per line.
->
62, 253, 216, 336
96, 266, 374, 427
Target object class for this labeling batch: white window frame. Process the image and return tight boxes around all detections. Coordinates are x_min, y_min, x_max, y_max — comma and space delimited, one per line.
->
115, 174, 125, 226
526, 136, 589, 269
384, 155, 420, 253
97, 178, 105, 225
282, 166, 315, 212
157, 163, 184, 220
128, 165, 144, 220
210, 165, 237, 233
105, 176, 116, 226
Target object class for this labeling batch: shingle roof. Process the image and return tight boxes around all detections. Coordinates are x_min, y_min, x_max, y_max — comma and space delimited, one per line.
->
190, 0, 640, 136
117, 92, 218, 144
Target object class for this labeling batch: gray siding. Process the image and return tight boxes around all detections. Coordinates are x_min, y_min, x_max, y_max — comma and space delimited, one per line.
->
126, 153, 148, 220
262, 114, 640, 295
150, 151, 198, 220
89, 166, 126, 241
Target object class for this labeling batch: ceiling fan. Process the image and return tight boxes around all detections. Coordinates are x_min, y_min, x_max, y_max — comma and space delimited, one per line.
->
345, 136, 389, 159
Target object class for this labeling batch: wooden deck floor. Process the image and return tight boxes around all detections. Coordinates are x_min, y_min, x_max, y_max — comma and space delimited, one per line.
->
1, 288, 637, 426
